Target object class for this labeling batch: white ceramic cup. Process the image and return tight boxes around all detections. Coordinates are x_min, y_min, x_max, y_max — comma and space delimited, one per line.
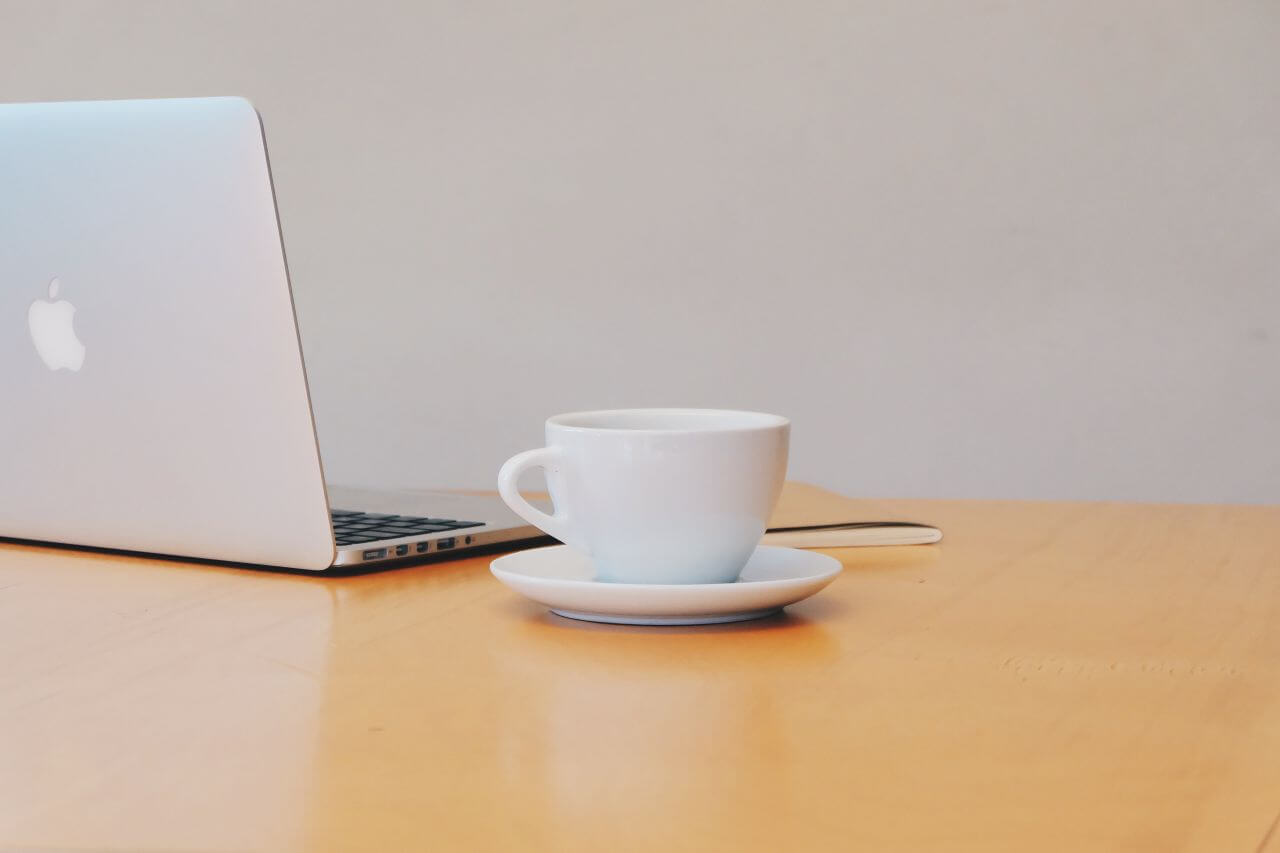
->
497, 409, 789, 584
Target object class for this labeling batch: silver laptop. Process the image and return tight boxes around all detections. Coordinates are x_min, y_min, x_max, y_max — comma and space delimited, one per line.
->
0, 96, 542, 570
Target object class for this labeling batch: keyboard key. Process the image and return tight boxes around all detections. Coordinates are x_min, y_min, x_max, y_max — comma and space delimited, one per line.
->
330, 510, 361, 517
368, 529, 416, 539
445, 521, 485, 529
361, 513, 400, 520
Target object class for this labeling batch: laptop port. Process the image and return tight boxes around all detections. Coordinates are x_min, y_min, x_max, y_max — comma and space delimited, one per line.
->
437, 537, 455, 550
464, 535, 473, 545
362, 548, 387, 561
416, 542, 430, 554
395, 544, 409, 557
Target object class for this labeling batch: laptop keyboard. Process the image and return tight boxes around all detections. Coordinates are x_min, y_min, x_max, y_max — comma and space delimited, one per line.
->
331, 510, 484, 546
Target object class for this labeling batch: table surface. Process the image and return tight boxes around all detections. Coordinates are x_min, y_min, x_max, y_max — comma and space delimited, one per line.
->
2, 483, 1278, 852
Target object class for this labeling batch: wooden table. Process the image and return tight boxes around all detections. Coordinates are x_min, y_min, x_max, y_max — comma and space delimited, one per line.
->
2, 483, 1278, 852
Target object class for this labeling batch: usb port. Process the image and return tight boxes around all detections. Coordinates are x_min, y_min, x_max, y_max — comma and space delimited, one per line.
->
416, 542, 430, 554
436, 537, 455, 550
395, 544, 409, 556
362, 548, 386, 560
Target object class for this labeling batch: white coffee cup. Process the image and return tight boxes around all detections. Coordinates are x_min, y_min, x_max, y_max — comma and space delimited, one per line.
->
497, 408, 789, 584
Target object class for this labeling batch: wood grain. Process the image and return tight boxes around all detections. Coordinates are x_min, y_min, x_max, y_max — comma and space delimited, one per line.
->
1, 483, 1278, 852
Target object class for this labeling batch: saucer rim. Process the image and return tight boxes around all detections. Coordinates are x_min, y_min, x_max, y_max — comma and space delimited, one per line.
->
490, 543, 841, 590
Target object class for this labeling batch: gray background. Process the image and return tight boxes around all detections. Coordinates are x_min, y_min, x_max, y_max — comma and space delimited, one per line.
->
3, 1, 1277, 502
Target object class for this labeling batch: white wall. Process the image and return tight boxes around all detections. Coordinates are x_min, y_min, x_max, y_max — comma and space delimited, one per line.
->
3, 1, 1277, 502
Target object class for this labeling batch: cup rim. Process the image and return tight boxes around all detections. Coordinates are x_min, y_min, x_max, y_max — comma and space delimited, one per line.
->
546, 408, 789, 434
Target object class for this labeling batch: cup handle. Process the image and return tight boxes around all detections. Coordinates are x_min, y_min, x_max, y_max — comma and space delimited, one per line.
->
497, 447, 586, 552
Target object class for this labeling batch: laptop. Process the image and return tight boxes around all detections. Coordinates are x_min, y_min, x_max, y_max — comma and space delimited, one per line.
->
0, 96, 543, 571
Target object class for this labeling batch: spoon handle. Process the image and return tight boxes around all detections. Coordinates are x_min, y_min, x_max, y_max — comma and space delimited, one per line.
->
762, 521, 942, 548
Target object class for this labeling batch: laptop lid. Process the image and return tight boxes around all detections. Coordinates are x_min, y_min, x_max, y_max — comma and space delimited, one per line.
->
0, 96, 336, 570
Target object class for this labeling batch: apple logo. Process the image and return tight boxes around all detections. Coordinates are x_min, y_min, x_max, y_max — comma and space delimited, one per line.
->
28, 277, 86, 372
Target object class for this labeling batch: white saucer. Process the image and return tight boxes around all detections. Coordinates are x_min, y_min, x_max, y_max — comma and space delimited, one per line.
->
490, 544, 842, 626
